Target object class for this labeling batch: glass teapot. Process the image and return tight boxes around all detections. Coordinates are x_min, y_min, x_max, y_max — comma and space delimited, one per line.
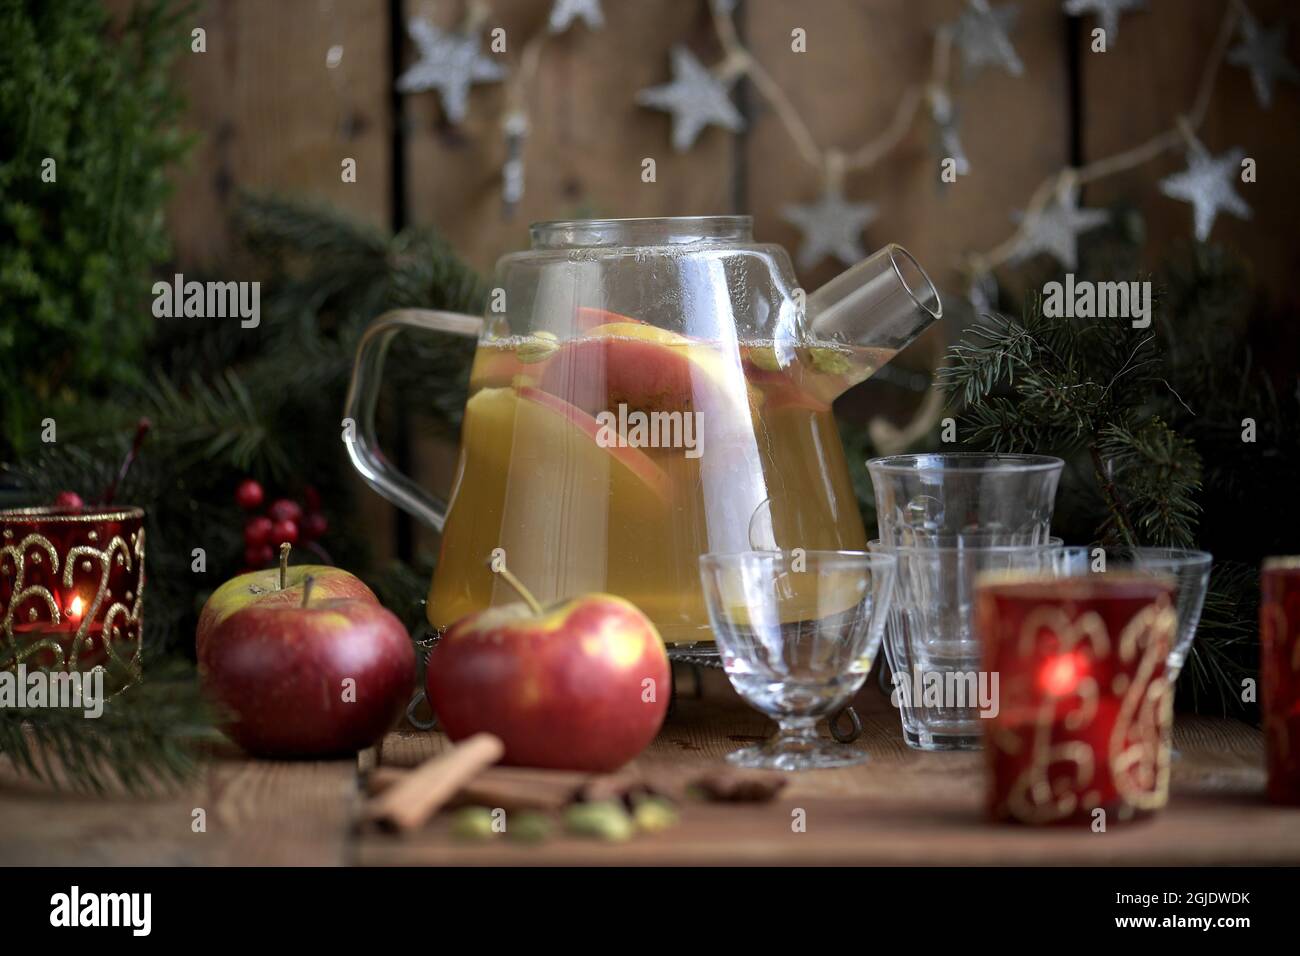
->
344, 216, 940, 646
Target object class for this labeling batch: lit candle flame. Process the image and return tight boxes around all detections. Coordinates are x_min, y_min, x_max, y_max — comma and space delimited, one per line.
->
67, 595, 84, 621
1038, 650, 1087, 697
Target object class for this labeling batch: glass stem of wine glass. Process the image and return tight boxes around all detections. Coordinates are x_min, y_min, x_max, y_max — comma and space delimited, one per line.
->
777, 716, 818, 746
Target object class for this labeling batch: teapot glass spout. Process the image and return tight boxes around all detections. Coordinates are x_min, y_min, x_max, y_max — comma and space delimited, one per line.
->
801, 244, 943, 400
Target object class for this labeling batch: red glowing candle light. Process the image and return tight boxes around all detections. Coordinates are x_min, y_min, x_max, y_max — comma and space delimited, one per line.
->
1262, 557, 1300, 805
0, 506, 145, 678
977, 571, 1177, 826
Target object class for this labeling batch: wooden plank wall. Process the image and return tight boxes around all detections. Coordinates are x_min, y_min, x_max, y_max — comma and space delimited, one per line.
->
158, 0, 1299, 563
1081, 0, 1299, 319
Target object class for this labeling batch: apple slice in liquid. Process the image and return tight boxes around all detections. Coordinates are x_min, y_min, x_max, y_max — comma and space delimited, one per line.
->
462, 386, 673, 507
537, 320, 760, 421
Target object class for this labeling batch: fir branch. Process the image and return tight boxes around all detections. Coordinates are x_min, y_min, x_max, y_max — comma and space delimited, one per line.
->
0, 657, 215, 794
1178, 562, 1257, 716
143, 369, 294, 478
1098, 418, 1202, 548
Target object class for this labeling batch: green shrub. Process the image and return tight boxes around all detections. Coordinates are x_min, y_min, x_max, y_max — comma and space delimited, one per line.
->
0, 0, 192, 455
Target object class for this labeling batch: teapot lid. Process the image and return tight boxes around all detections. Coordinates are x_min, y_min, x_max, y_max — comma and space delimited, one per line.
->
530, 216, 753, 248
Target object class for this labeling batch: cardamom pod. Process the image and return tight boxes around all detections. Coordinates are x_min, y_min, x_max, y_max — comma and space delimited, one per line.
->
449, 806, 497, 841
564, 800, 635, 842
747, 345, 784, 372
809, 346, 851, 375
632, 796, 679, 833
516, 331, 560, 364
508, 811, 554, 844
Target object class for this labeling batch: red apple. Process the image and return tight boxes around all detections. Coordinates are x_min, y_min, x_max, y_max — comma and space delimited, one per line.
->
426, 571, 670, 772
196, 546, 378, 664
201, 577, 415, 757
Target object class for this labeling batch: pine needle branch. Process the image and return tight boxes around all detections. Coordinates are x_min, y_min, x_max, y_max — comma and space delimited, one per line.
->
0, 657, 215, 794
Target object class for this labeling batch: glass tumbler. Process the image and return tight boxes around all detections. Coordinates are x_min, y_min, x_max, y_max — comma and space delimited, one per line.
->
867, 453, 1064, 547
698, 550, 896, 770
869, 540, 1084, 750
1120, 547, 1212, 680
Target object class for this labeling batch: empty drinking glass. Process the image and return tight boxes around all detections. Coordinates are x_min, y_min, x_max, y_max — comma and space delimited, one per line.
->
869, 540, 1086, 750
1121, 547, 1213, 680
867, 453, 1064, 547
698, 550, 896, 770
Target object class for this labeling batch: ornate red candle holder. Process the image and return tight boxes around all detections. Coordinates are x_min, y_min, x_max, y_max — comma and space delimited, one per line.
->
977, 572, 1177, 826
0, 506, 145, 678
1262, 556, 1300, 805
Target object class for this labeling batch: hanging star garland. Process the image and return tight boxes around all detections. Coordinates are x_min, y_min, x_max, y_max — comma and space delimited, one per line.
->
395, 18, 506, 124
1158, 139, 1251, 242
1226, 11, 1299, 109
636, 45, 745, 152
1062, 0, 1146, 44
549, 0, 604, 34
782, 188, 878, 270
1010, 186, 1109, 270
968, 270, 999, 315
951, 0, 1024, 78
929, 88, 970, 176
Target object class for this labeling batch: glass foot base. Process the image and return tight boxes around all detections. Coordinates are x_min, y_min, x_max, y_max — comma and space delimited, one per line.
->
726, 735, 868, 771
903, 729, 983, 752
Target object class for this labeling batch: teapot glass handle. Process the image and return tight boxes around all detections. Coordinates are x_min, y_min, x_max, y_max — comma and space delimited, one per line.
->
343, 308, 484, 532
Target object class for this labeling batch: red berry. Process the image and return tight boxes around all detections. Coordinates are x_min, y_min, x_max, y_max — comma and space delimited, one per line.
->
244, 515, 274, 547
301, 512, 329, 541
304, 485, 322, 512
53, 491, 85, 511
270, 518, 299, 546
244, 543, 274, 567
268, 498, 303, 524
235, 479, 264, 511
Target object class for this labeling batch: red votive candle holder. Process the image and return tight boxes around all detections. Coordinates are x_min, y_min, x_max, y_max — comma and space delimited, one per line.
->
977, 571, 1177, 826
1262, 557, 1300, 805
0, 505, 146, 678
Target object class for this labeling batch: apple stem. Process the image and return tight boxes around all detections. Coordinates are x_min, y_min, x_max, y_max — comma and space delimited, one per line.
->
301, 575, 315, 608
279, 542, 291, 590
493, 563, 544, 616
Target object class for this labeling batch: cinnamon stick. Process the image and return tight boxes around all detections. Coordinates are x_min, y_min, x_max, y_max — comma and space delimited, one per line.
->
458, 767, 589, 811
363, 733, 504, 832
365, 765, 408, 796
367, 764, 588, 810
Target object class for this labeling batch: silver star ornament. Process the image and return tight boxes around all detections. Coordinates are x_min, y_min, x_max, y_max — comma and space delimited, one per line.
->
549, 0, 604, 34
1062, 0, 1146, 43
1158, 140, 1251, 242
1011, 187, 1109, 270
782, 188, 878, 270
951, 0, 1024, 78
636, 46, 745, 152
395, 18, 506, 124
1227, 12, 1299, 109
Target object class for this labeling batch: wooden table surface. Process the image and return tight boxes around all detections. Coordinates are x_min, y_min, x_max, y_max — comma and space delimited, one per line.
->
2, 671, 1294, 866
